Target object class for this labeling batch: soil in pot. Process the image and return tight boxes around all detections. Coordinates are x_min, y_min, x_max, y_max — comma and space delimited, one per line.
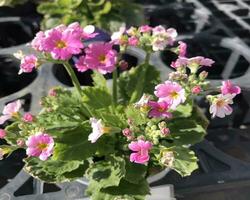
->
0, 55, 37, 98
0, 19, 39, 48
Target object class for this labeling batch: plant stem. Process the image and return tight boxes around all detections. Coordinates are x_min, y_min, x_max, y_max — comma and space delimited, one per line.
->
112, 67, 118, 105
144, 52, 150, 65
63, 62, 82, 97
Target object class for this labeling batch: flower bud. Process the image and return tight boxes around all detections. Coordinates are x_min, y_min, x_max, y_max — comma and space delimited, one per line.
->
22, 113, 34, 122
17, 139, 25, 147
192, 85, 202, 94
122, 128, 132, 137
48, 88, 57, 97
0, 129, 6, 139
199, 71, 208, 80
119, 60, 129, 71
161, 151, 175, 167
161, 127, 170, 136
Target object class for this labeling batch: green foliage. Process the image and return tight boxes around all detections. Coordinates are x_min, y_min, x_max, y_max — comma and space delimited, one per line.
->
118, 64, 161, 103
172, 147, 199, 177
124, 159, 147, 184
125, 105, 148, 126
53, 122, 116, 161
24, 157, 88, 183
37, 0, 145, 31
86, 155, 126, 195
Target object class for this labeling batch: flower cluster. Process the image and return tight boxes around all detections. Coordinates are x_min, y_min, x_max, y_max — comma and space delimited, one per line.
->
0, 23, 242, 200
111, 25, 177, 52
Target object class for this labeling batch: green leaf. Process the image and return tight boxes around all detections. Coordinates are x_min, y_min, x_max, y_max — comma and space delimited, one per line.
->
86, 155, 126, 195
124, 160, 147, 184
92, 71, 108, 90
125, 105, 148, 126
53, 123, 115, 161
4, 122, 20, 145
101, 179, 150, 196
168, 119, 206, 145
173, 103, 193, 118
172, 147, 199, 177
24, 157, 84, 183
82, 86, 112, 109
118, 64, 160, 103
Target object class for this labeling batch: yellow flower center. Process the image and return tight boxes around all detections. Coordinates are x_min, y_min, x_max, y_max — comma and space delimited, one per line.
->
56, 40, 67, 49
170, 91, 179, 99
38, 143, 48, 150
98, 54, 106, 63
216, 99, 226, 107
101, 127, 112, 133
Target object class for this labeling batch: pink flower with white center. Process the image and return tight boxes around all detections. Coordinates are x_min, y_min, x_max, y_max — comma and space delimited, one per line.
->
84, 42, 117, 74
221, 80, 241, 95
128, 36, 139, 46
155, 81, 186, 109
75, 56, 88, 72
192, 85, 202, 94
171, 57, 188, 69
0, 100, 22, 125
178, 41, 187, 57
26, 133, 54, 161
139, 25, 152, 33
148, 101, 172, 118
31, 31, 46, 51
0, 129, 6, 139
19, 55, 37, 74
128, 140, 152, 164
22, 113, 34, 122
43, 27, 83, 60
88, 118, 106, 143
209, 94, 234, 118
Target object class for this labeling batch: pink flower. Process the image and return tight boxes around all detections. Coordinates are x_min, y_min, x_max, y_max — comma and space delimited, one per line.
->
139, 25, 152, 33
19, 55, 37, 74
111, 26, 126, 44
75, 56, 88, 72
128, 36, 139, 46
31, 31, 46, 51
88, 118, 105, 143
178, 41, 187, 57
192, 85, 202, 94
155, 81, 186, 109
209, 94, 234, 118
221, 80, 241, 95
0, 129, 6, 139
148, 101, 172, 118
82, 25, 98, 39
171, 57, 188, 68
22, 113, 34, 122
128, 140, 152, 164
0, 100, 22, 125
83, 42, 117, 74
43, 26, 84, 60
188, 56, 214, 67
26, 133, 54, 161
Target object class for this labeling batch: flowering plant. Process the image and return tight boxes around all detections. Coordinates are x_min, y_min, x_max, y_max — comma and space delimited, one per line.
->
0, 23, 241, 199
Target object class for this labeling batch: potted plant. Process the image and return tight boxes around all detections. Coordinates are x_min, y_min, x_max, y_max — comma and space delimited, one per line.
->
0, 23, 241, 199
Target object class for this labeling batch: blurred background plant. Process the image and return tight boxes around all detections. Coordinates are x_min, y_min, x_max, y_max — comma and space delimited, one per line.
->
0, 0, 145, 32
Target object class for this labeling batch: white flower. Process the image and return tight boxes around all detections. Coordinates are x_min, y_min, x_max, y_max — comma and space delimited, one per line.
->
111, 26, 126, 43
134, 94, 151, 108
88, 118, 105, 143
209, 94, 235, 118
